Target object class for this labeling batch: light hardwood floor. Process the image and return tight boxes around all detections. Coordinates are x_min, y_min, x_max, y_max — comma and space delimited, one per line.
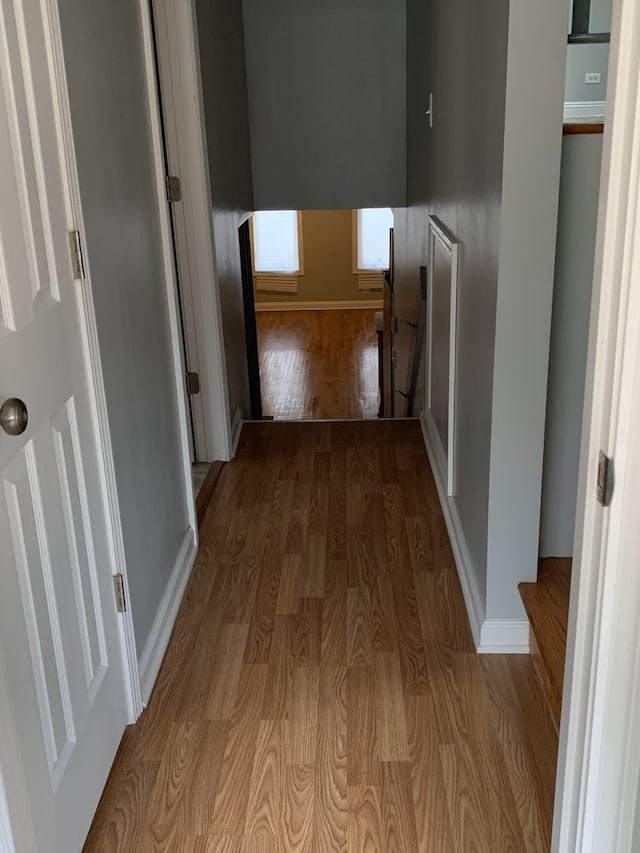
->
256, 309, 379, 420
520, 558, 572, 732
84, 421, 558, 852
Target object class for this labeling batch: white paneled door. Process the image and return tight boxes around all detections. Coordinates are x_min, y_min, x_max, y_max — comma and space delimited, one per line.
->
0, 1, 129, 851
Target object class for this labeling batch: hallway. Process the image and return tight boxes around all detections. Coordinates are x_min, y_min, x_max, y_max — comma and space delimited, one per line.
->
84, 421, 557, 852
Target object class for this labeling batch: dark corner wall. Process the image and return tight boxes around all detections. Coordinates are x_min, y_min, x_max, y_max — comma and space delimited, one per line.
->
242, 0, 407, 211
195, 0, 253, 422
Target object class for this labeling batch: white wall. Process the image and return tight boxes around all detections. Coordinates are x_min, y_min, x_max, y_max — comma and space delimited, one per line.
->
196, 0, 253, 424
57, 0, 191, 653
540, 133, 603, 556
242, 0, 407, 211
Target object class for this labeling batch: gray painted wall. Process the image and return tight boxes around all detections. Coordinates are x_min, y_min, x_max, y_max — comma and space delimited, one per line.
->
399, 0, 568, 625
565, 43, 609, 105
485, 0, 568, 620
395, 0, 510, 608
58, 0, 190, 654
540, 134, 603, 556
242, 0, 407, 211
196, 0, 253, 423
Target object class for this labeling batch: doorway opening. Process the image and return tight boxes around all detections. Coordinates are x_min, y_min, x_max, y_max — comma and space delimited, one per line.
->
240, 208, 393, 421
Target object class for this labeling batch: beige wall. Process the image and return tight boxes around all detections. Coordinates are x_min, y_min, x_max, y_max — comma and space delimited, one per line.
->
254, 209, 383, 307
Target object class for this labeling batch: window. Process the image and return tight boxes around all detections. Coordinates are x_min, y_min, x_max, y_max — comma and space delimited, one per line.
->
355, 208, 394, 271
252, 210, 301, 273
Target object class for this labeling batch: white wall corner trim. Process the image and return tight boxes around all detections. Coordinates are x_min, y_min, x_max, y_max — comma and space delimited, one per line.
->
138, 528, 197, 705
254, 299, 384, 312
563, 100, 606, 121
477, 619, 530, 654
420, 415, 485, 649
231, 405, 244, 456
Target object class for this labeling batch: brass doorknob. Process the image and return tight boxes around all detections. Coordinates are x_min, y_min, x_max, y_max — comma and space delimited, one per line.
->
0, 398, 28, 436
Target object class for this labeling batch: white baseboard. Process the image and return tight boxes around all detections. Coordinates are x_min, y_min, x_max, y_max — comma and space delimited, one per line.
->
419, 414, 530, 654
138, 528, 197, 704
478, 619, 530, 653
420, 415, 484, 647
563, 100, 606, 121
254, 299, 383, 312
231, 406, 243, 456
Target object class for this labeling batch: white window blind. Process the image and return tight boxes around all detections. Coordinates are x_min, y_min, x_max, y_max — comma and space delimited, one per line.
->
357, 208, 393, 270
253, 210, 300, 273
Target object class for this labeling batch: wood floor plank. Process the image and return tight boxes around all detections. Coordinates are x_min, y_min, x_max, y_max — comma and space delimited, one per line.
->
346, 587, 374, 667
380, 762, 420, 853
347, 666, 380, 786
373, 654, 410, 762
84, 421, 557, 853
282, 764, 315, 853
244, 720, 289, 838
244, 549, 285, 665
205, 623, 250, 720
300, 532, 326, 598
389, 570, 430, 695
426, 642, 494, 745
321, 559, 347, 667
315, 667, 348, 852
414, 569, 475, 652
277, 552, 303, 615
210, 666, 269, 837
480, 656, 554, 853
289, 666, 320, 766
440, 741, 528, 853
347, 786, 383, 853
405, 695, 456, 853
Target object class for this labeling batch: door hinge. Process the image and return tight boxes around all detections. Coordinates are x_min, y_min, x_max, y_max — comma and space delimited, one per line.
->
597, 450, 614, 507
68, 229, 85, 280
165, 175, 182, 203
186, 371, 200, 395
113, 573, 127, 613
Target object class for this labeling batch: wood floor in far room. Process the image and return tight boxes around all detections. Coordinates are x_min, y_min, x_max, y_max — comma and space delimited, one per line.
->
84, 421, 558, 853
256, 309, 379, 420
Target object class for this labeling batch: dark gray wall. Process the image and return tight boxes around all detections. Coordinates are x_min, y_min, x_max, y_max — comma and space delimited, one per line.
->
58, 0, 190, 653
196, 0, 253, 422
243, 0, 407, 210
540, 133, 603, 556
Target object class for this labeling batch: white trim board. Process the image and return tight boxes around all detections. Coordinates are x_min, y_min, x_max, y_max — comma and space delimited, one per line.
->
231, 406, 244, 456
563, 100, 606, 120
138, 529, 197, 704
420, 415, 530, 653
140, 0, 197, 541
255, 299, 383, 312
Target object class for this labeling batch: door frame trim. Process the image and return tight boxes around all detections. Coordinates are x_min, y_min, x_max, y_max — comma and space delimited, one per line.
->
552, 0, 640, 847
150, 0, 234, 462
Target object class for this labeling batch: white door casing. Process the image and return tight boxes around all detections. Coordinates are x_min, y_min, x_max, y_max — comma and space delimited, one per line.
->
553, 0, 640, 849
152, 0, 233, 462
0, 0, 130, 849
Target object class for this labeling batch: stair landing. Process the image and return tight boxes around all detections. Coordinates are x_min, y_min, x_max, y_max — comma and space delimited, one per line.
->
520, 557, 572, 732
